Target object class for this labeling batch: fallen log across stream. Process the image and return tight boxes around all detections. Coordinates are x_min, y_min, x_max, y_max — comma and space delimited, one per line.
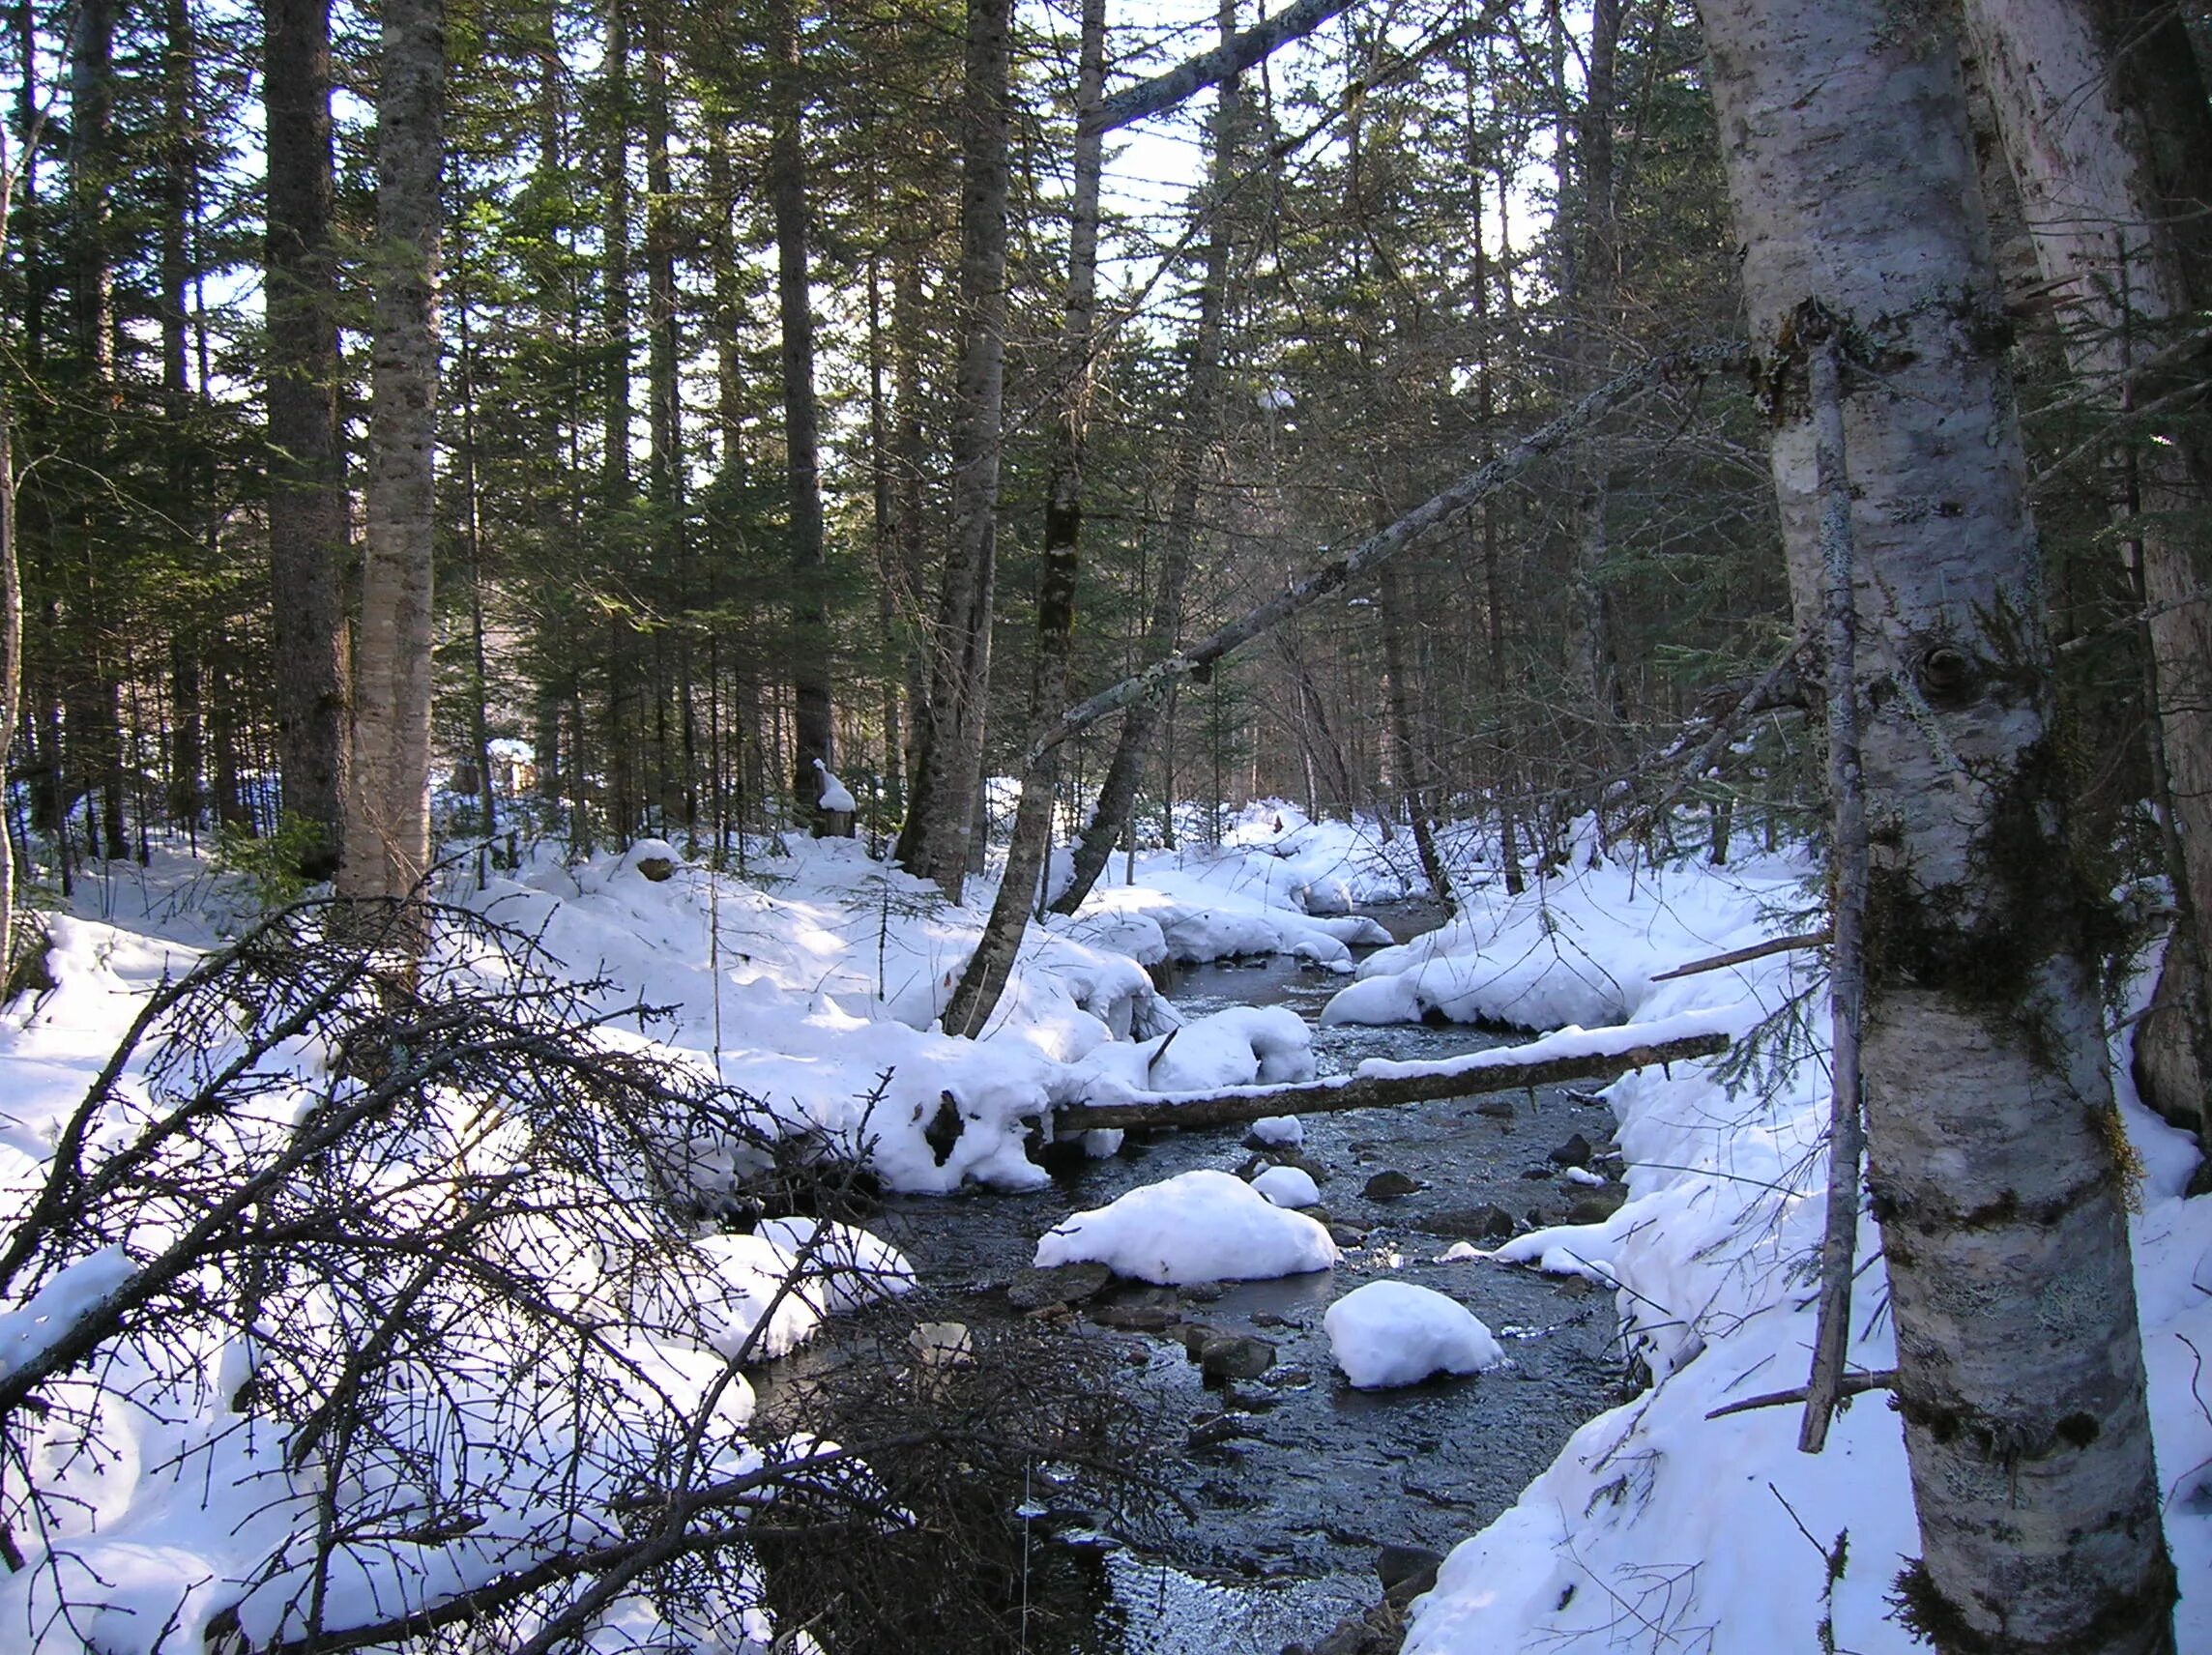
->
1050, 1024, 1732, 1134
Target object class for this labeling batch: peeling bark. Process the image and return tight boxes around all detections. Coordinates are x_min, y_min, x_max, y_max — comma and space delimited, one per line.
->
1697, 1, 2174, 1645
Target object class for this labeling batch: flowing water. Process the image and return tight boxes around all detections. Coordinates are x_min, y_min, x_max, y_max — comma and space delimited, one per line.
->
755, 906, 1628, 1652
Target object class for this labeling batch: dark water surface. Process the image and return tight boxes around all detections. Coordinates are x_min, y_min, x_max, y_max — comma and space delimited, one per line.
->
759, 905, 1627, 1651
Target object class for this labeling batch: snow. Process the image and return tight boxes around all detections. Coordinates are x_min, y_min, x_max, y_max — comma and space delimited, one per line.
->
1033, 1170, 1340, 1285
1251, 1164, 1321, 1208
1384, 848, 2212, 1655
813, 759, 859, 814
1249, 1114, 1304, 1147
1324, 1281, 1504, 1389
0, 1245, 136, 1379
8, 815, 2212, 1652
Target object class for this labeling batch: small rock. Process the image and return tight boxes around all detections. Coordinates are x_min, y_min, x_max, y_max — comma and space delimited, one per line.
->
1178, 1322, 1224, 1357
1182, 1281, 1226, 1303
1327, 1223, 1368, 1248
1195, 1333, 1277, 1381
1520, 1166, 1555, 1179
1420, 1204, 1517, 1242
1565, 1187, 1628, 1225
1377, 1544, 1444, 1596
1006, 1261, 1115, 1310
1474, 1097, 1515, 1119
1363, 1170, 1423, 1201
1091, 1301, 1179, 1332
1548, 1132, 1594, 1168
1186, 1411, 1247, 1449
1251, 1311, 1300, 1330
633, 855, 676, 882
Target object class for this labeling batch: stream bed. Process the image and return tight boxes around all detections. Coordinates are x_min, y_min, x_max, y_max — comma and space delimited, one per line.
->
755, 907, 1631, 1652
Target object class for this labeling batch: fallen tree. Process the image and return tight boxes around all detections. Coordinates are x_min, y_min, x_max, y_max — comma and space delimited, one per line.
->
1050, 1024, 1730, 1134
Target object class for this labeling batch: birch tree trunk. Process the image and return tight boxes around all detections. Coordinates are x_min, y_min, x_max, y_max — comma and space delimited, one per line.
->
337, 0, 444, 918
1959, 0, 2212, 1149
265, 0, 350, 875
1696, 3, 2175, 1648
892, 0, 1011, 900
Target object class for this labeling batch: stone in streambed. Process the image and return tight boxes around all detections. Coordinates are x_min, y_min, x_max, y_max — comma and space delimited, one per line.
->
1005, 1261, 1114, 1310
1419, 1204, 1517, 1242
1377, 1544, 1444, 1599
1362, 1170, 1423, 1201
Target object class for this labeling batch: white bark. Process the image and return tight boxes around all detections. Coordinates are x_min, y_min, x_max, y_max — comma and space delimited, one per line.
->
1963, 0, 2212, 1145
338, 0, 444, 914
1697, 3, 2174, 1648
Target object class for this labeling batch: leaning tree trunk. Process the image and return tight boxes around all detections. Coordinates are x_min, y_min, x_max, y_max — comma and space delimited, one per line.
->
1960, 0, 2212, 1152
337, 0, 444, 921
265, 0, 351, 875
892, 0, 1011, 900
1697, 3, 2176, 1650
1050, 7, 1239, 916
942, 0, 1109, 1036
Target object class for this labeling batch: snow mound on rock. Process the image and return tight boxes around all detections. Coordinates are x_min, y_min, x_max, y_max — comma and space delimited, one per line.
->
1324, 1280, 1503, 1389
1033, 1169, 1339, 1285
1250, 1114, 1304, 1147
1251, 1164, 1321, 1207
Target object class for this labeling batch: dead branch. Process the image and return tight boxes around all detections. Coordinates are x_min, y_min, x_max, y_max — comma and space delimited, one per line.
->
1649, 930, 1830, 982
1705, 1369, 1896, 1421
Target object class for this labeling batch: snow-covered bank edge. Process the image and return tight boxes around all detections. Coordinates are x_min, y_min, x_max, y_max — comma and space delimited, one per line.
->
1372, 855, 2212, 1655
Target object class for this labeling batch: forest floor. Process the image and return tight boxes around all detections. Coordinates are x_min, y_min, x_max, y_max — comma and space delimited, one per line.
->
1, 804, 2207, 1653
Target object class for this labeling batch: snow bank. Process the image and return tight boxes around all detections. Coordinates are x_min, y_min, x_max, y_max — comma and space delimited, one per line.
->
1324, 1281, 1503, 1389
1062, 805, 1405, 969
1398, 852, 2212, 1655
467, 836, 1175, 1193
1033, 1169, 1340, 1285
1325, 851, 1781, 1031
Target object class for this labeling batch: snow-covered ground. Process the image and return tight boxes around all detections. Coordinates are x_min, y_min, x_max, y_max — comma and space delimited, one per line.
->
1356, 849, 2212, 1655
5, 810, 2208, 1652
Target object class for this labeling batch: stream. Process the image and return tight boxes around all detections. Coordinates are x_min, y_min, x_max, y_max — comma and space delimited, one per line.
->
753, 904, 1630, 1653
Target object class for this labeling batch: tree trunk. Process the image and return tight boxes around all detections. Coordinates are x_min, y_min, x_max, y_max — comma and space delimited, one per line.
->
1052, 4, 1238, 915
643, 4, 692, 840
1960, 0, 2212, 1149
942, 0, 1109, 1036
265, 0, 350, 875
0, 408, 17, 980
1560, 0, 1626, 798
893, 0, 1011, 899
891, 247, 930, 794
1696, 3, 2175, 1648
769, 0, 840, 833
1053, 1027, 1730, 1133
1378, 560, 1453, 909
336, 0, 444, 919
